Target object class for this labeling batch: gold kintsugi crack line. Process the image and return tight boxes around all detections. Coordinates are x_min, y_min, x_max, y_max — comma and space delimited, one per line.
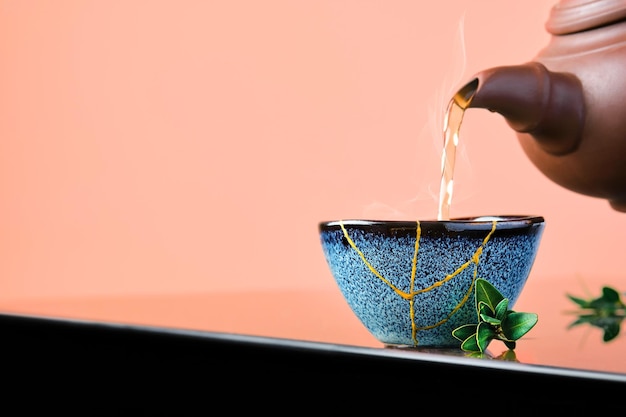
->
339, 220, 498, 346
409, 222, 421, 342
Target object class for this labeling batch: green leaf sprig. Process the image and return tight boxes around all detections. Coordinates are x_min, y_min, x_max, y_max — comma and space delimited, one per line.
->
452, 278, 538, 353
566, 286, 626, 342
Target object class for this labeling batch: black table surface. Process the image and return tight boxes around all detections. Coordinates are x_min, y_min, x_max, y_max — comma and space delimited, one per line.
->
1, 274, 625, 413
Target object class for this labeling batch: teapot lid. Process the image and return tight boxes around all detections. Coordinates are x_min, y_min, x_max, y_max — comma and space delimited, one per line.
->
547, 0, 626, 35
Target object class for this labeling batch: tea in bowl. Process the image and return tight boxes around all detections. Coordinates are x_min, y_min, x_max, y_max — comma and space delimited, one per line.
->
318, 215, 545, 348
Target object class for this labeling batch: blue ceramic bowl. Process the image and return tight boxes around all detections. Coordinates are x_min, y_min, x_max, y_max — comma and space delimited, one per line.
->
319, 215, 545, 348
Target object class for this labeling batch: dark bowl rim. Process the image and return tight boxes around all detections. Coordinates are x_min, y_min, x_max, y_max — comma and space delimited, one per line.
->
319, 215, 545, 231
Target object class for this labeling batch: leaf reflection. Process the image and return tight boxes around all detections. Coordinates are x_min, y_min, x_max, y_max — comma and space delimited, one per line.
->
567, 312, 624, 342
566, 286, 626, 343
465, 349, 518, 362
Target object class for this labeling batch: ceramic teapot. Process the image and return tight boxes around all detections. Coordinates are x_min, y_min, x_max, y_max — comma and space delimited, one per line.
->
456, 0, 626, 212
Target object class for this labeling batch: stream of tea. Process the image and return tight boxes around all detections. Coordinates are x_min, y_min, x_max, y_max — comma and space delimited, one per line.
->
437, 82, 476, 220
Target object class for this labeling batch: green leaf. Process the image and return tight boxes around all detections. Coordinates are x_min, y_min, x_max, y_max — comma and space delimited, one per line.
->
501, 312, 538, 340
567, 294, 591, 308
475, 279, 504, 312
494, 298, 509, 320
476, 322, 497, 352
460, 333, 480, 352
587, 287, 626, 312
452, 324, 477, 342
479, 314, 501, 326
477, 301, 495, 321
451, 277, 542, 351
603, 322, 621, 342
568, 286, 626, 313
601, 286, 621, 304
503, 340, 516, 350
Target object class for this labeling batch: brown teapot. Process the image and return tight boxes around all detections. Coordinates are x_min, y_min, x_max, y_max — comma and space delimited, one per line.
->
456, 0, 626, 212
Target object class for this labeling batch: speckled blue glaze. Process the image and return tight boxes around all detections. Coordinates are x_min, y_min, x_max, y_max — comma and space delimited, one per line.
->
319, 216, 545, 348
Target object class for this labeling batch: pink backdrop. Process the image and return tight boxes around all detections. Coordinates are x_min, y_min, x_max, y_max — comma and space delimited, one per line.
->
1, 1, 624, 300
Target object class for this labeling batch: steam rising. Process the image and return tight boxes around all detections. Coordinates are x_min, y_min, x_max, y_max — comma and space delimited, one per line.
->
362, 14, 472, 220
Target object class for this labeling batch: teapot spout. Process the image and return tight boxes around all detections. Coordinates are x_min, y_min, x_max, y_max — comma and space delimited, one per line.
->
456, 62, 586, 155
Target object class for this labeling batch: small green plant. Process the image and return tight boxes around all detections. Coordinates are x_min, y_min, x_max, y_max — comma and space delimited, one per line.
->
452, 278, 538, 353
567, 286, 626, 342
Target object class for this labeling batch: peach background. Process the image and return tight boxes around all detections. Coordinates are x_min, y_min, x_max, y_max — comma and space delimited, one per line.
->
1, 0, 625, 301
